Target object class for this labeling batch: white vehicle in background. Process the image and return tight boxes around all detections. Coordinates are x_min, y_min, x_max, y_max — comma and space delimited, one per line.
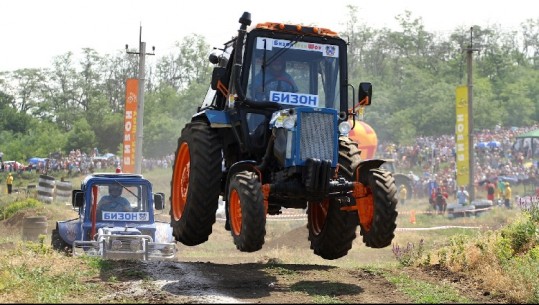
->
2, 160, 26, 172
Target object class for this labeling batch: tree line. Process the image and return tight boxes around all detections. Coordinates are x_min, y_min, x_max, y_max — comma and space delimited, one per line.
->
1, 6, 538, 163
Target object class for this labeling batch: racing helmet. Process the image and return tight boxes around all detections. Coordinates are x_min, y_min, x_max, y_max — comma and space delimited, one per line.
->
108, 184, 123, 197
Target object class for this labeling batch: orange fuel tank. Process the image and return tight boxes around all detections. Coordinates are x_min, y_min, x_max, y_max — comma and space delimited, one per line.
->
348, 120, 378, 159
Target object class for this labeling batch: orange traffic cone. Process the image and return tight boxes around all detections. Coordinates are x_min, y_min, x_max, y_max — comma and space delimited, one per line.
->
410, 210, 416, 224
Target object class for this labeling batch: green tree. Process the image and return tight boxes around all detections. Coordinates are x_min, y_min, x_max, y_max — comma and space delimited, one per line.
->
65, 118, 97, 153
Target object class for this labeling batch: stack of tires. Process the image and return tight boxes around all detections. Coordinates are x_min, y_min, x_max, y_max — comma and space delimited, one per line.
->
37, 175, 55, 203
55, 180, 72, 204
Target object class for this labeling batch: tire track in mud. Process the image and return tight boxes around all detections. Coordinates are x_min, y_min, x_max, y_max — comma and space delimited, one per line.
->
140, 261, 244, 303
101, 261, 244, 303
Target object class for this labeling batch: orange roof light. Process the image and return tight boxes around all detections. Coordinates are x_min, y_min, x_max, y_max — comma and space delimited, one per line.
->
255, 22, 339, 37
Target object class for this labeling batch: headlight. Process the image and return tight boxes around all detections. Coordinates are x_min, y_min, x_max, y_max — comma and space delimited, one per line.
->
130, 240, 142, 251
338, 121, 351, 135
111, 239, 122, 250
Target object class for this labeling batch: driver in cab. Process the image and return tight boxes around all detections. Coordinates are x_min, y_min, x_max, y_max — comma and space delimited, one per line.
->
252, 56, 298, 101
96, 184, 131, 220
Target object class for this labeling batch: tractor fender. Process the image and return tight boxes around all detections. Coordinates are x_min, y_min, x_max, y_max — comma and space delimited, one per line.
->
355, 159, 390, 184
224, 160, 259, 200
195, 109, 231, 127
56, 219, 83, 246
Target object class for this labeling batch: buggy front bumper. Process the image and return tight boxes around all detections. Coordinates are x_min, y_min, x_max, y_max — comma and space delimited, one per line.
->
73, 233, 176, 261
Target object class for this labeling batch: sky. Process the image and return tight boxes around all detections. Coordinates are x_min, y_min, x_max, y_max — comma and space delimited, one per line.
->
1, 0, 538, 72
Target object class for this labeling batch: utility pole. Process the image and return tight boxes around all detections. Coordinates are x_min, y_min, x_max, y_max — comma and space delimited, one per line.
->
126, 25, 155, 175
466, 27, 480, 201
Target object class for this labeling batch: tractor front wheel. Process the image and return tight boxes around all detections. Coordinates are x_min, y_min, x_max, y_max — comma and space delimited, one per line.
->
307, 196, 357, 260
170, 121, 223, 246
360, 168, 398, 248
227, 171, 266, 252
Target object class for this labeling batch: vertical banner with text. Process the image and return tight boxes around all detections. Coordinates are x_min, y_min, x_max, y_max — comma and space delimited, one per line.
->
455, 85, 469, 186
123, 78, 138, 173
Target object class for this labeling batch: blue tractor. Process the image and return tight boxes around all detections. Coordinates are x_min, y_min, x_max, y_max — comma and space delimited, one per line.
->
170, 12, 398, 260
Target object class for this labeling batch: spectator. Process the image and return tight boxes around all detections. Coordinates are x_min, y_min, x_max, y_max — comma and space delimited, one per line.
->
486, 180, 496, 203
398, 185, 407, 205
503, 182, 512, 208
456, 186, 469, 205
433, 187, 448, 214
6, 173, 13, 194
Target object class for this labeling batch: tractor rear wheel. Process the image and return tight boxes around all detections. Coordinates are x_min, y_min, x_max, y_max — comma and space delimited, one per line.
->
360, 168, 398, 248
227, 171, 266, 252
170, 121, 223, 246
307, 137, 360, 260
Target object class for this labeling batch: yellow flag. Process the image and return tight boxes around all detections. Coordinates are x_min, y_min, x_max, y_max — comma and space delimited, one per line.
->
455, 85, 469, 186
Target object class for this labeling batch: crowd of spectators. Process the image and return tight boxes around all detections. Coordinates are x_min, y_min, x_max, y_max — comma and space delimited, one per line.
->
376, 124, 539, 200
0, 148, 174, 177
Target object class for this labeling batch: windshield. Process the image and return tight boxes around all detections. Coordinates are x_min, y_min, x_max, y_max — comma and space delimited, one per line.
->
247, 37, 340, 109
90, 183, 150, 222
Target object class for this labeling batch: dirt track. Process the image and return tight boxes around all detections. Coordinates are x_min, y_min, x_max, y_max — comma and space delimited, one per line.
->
1, 209, 506, 303
94, 218, 502, 304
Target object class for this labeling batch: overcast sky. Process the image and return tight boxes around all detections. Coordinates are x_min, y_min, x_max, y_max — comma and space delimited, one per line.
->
1, 0, 538, 71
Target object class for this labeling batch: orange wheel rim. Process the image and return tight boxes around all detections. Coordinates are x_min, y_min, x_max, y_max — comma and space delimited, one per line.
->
308, 199, 329, 235
357, 196, 374, 232
229, 189, 242, 235
172, 142, 190, 220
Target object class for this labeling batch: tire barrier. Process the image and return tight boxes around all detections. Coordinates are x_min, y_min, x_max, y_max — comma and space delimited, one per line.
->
26, 184, 37, 198
37, 175, 55, 204
22, 216, 48, 241
55, 180, 72, 204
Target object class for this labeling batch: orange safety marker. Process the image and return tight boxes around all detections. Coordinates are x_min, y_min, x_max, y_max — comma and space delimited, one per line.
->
410, 210, 416, 224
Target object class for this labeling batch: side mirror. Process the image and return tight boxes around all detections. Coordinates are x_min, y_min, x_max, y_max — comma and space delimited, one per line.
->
154, 192, 165, 210
72, 190, 84, 208
211, 67, 227, 90
357, 82, 372, 106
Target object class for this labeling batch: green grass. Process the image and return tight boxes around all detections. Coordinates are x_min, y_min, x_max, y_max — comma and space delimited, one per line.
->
385, 272, 471, 303
0, 241, 101, 303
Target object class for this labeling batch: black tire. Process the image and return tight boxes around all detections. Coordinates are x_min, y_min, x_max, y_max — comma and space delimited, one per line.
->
307, 137, 360, 260
227, 171, 266, 252
51, 228, 72, 255
360, 168, 398, 248
170, 121, 223, 246
394, 174, 413, 200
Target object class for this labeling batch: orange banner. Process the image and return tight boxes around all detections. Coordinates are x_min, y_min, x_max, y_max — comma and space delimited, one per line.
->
123, 78, 138, 173
455, 85, 469, 186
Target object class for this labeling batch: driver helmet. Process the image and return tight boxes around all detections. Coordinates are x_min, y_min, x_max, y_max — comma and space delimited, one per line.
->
108, 184, 123, 197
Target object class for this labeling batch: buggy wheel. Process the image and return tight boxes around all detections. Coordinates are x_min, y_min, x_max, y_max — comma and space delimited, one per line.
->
227, 171, 266, 252
307, 137, 361, 260
51, 227, 72, 255
170, 121, 223, 246
360, 168, 398, 248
